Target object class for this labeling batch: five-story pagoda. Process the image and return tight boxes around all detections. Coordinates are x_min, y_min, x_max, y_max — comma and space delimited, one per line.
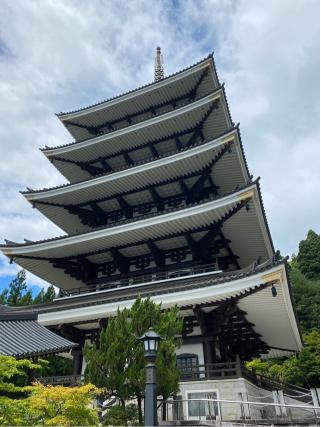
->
1, 49, 302, 398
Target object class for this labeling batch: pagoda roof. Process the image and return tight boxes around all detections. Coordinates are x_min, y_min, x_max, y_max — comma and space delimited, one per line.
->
24, 128, 249, 234
29, 259, 302, 359
42, 88, 232, 182
57, 53, 219, 142
1, 182, 274, 291
0, 307, 75, 358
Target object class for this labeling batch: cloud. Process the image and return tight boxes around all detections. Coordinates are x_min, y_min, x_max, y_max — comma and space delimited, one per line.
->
0, 0, 319, 290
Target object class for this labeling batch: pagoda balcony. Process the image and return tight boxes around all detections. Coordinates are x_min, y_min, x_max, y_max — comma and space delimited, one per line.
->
57, 262, 223, 298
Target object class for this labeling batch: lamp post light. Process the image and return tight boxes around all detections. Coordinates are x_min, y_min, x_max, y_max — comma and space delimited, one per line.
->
139, 328, 162, 426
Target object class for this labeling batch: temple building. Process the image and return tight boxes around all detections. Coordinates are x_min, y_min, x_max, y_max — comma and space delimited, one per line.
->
1, 50, 303, 419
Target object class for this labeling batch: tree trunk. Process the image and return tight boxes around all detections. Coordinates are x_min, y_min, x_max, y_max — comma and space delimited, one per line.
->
120, 399, 127, 427
162, 398, 167, 421
137, 395, 143, 424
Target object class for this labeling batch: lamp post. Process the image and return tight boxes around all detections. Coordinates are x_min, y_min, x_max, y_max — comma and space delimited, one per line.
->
139, 328, 162, 426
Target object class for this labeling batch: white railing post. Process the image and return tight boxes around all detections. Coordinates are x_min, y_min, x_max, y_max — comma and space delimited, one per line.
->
272, 390, 281, 417
239, 392, 250, 419
311, 388, 320, 417
278, 390, 288, 417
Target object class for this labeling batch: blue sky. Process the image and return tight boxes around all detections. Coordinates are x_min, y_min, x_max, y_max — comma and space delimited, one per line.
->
0, 0, 320, 293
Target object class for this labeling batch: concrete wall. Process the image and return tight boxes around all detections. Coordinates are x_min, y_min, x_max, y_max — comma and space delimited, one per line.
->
175, 378, 269, 421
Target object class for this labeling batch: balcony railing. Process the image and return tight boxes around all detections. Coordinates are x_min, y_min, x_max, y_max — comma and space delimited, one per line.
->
179, 361, 241, 381
57, 263, 222, 298
37, 374, 84, 386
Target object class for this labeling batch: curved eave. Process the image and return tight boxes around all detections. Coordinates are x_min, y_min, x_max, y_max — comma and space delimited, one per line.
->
24, 127, 249, 211
0, 319, 76, 358
41, 88, 231, 166
57, 54, 218, 121
36, 262, 302, 357
1, 183, 274, 289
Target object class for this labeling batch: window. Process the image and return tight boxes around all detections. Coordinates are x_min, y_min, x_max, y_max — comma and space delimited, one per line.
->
177, 353, 199, 379
187, 391, 219, 419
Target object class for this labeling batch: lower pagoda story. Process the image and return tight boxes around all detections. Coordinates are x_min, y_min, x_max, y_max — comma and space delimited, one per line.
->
16, 258, 302, 379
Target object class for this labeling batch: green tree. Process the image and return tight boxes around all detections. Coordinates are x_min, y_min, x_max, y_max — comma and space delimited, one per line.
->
246, 330, 320, 388
0, 355, 98, 426
296, 230, 320, 279
289, 259, 320, 331
84, 297, 183, 423
0, 270, 32, 306
0, 355, 42, 397
33, 285, 56, 304
0, 270, 56, 307
36, 355, 73, 378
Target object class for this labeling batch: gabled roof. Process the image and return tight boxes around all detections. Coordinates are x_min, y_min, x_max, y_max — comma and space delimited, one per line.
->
57, 53, 220, 142
0, 307, 75, 358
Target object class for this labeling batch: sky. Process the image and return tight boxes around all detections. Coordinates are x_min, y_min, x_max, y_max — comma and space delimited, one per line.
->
0, 0, 319, 293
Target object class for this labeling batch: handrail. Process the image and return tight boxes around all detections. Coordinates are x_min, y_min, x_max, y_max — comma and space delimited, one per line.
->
57, 263, 222, 298
162, 397, 320, 411
37, 374, 84, 385
241, 365, 310, 395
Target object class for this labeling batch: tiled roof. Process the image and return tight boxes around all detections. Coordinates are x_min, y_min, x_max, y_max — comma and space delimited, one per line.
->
24, 125, 236, 196
57, 52, 217, 117
2, 180, 260, 249
30, 257, 287, 314
0, 307, 76, 357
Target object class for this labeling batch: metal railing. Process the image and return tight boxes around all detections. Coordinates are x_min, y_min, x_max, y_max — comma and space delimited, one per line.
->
158, 397, 320, 424
57, 263, 222, 297
37, 374, 84, 385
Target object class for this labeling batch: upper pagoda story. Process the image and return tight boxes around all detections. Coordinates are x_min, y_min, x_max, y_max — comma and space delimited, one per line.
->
2, 51, 272, 293
56, 53, 219, 143
44, 84, 231, 184
23, 127, 249, 234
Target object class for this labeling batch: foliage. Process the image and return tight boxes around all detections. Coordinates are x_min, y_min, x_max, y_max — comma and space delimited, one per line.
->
0, 355, 98, 426
0, 355, 43, 397
296, 229, 320, 279
246, 330, 320, 387
103, 403, 139, 426
290, 263, 320, 331
0, 269, 56, 306
85, 297, 183, 422
0, 270, 32, 306
36, 354, 73, 378
0, 384, 99, 426
32, 285, 56, 304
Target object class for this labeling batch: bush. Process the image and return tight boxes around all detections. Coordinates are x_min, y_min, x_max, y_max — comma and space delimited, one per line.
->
104, 403, 139, 426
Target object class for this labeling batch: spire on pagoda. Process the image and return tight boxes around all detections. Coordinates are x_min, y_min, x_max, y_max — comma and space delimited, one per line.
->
154, 46, 164, 81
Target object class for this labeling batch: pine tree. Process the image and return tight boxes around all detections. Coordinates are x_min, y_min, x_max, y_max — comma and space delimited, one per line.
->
1, 270, 32, 306
84, 297, 183, 423
32, 285, 56, 304
297, 230, 320, 279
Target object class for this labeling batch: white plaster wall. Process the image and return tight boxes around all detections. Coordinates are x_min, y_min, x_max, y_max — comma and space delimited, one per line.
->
176, 343, 204, 365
